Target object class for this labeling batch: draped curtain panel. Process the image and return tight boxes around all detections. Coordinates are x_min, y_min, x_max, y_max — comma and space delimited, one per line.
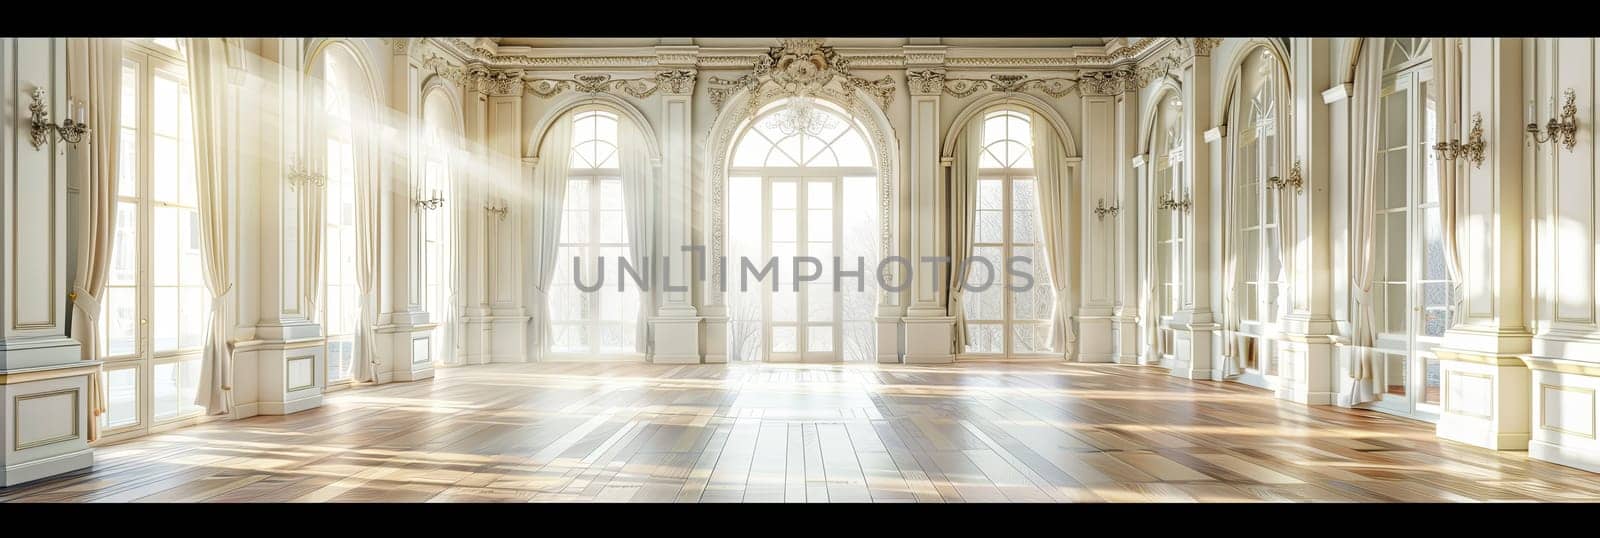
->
1143, 164, 1162, 360
1341, 37, 1385, 407
945, 118, 981, 351
619, 121, 655, 355
1221, 127, 1241, 376
302, 75, 327, 329
186, 38, 238, 415
69, 38, 124, 440
353, 96, 381, 384
530, 119, 575, 360
1032, 121, 1075, 353
1433, 38, 1467, 312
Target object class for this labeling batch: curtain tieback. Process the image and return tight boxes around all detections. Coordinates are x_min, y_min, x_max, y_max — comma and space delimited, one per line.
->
70, 287, 102, 317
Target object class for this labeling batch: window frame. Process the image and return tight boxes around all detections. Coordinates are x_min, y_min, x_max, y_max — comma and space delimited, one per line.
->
960, 108, 1059, 359
97, 40, 209, 441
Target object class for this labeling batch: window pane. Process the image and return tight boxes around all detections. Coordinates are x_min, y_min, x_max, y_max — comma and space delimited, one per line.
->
103, 365, 139, 429
103, 286, 137, 357
770, 326, 797, 353
807, 326, 833, 352
153, 286, 179, 353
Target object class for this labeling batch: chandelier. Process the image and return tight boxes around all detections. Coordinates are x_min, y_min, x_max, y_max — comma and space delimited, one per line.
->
763, 87, 836, 137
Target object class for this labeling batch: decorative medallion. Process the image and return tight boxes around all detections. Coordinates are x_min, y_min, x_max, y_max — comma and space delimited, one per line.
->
706, 39, 896, 113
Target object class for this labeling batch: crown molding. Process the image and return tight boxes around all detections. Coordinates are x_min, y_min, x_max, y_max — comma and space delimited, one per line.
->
423, 37, 1174, 72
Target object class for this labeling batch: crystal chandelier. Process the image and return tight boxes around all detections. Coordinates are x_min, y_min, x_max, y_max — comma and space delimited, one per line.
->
764, 87, 836, 137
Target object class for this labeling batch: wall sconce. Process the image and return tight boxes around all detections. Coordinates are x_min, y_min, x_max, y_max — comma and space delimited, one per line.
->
1094, 198, 1120, 220
285, 154, 325, 191
1157, 191, 1191, 213
29, 88, 88, 150
414, 188, 445, 211
1528, 89, 1577, 151
484, 198, 508, 221
1267, 159, 1305, 194
1434, 112, 1486, 168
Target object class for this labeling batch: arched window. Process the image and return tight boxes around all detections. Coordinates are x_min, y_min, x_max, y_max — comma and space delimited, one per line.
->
321, 48, 365, 384
99, 39, 206, 434
1152, 95, 1185, 362
1231, 47, 1286, 382
548, 110, 640, 355
1369, 37, 1445, 418
421, 90, 457, 365
963, 108, 1057, 356
725, 98, 879, 362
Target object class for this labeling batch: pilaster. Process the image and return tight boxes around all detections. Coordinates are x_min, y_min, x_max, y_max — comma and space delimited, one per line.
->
650, 46, 705, 364
1078, 92, 1117, 363
1437, 38, 1533, 450
0, 37, 94, 486
1275, 37, 1338, 405
252, 37, 323, 415
903, 50, 954, 364
1172, 40, 1218, 380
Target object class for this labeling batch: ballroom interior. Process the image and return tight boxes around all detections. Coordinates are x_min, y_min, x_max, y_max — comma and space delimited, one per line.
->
3, 36, 1600, 503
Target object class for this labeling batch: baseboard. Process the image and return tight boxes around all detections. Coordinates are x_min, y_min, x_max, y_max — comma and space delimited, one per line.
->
1, 448, 93, 487
876, 354, 900, 364
904, 354, 954, 364
257, 393, 322, 416
392, 367, 435, 381
1077, 353, 1115, 363
231, 402, 260, 420
652, 354, 702, 364
1530, 439, 1600, 473
1170, 368, 1214, 380
1437, 414, 1530, 450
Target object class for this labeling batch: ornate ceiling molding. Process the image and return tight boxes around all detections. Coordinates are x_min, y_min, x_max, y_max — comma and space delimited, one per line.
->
908, 50, 1180, 99
421, 53, 521, 96
706, 39, 896, 113
933, 73, 1081, 98
427, 37, 1173, 71
525, 69, 697, 99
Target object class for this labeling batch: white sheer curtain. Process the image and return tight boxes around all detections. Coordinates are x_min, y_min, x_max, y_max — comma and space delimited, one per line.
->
946, 118, 981, 350
70, 38, 123, 439
187, 38, 237, 415
1342, 38, 1385, 407
530, 119, 574, 360
619, 121, 654, 354
1032, 120, 1075, 353
353, 99, 380, 384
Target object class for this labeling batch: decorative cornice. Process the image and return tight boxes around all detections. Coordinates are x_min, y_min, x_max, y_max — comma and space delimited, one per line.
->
1077, 54, 1182, 96
390, 38, 410, 56
427, 37, 1173, 71
938, 73, 1079, 98
525, 69, 697, 99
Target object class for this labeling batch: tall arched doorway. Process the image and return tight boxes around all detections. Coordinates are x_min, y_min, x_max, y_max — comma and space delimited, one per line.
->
723, 97, 881, 363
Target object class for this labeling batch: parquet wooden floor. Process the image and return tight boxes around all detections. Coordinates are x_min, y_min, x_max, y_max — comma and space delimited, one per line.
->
4, 361, 1598, 502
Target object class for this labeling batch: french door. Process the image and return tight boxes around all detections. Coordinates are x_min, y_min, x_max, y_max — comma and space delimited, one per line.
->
1370, 63, 1445, 420
764, 177, 840, 362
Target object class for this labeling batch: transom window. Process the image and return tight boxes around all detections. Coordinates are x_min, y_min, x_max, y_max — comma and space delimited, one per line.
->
963, 109, 1056, 356
548, 110, 640, 355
